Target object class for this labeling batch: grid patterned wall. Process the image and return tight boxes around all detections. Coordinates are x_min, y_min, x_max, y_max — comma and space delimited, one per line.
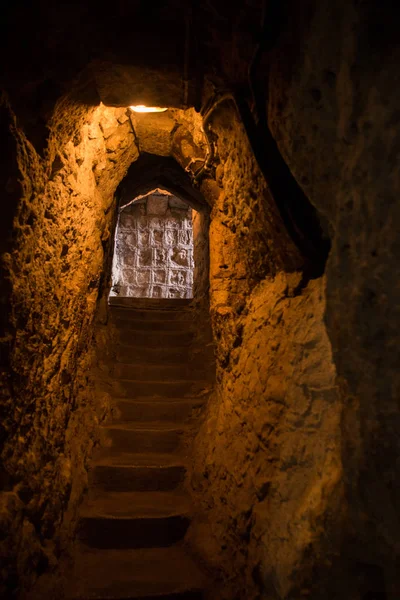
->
110, 193, 194, 299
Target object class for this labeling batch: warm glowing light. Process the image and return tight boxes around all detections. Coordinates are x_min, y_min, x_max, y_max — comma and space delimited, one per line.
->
130, 105, 168, 113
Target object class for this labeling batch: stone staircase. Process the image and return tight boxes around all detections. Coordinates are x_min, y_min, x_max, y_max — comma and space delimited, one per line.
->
68, 298, 213, 600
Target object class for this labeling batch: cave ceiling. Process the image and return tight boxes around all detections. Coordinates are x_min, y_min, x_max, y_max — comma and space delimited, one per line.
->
1, 0, 268, 113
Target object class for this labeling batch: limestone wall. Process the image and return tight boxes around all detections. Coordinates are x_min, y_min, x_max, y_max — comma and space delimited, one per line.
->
0, 99, 138, 598
186, 2, 400, 598
186, 105, 342, 600
111, 193, 194, 299
267, 2, 400, 597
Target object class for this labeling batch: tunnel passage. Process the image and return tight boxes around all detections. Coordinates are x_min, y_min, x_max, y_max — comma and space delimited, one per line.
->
70, 295, 215, 600
0, 98, 347, 600
110, 191, 195, 300
1, 2, 399, 598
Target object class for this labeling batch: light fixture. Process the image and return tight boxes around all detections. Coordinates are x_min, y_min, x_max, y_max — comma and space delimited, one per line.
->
129, 105, 168, 113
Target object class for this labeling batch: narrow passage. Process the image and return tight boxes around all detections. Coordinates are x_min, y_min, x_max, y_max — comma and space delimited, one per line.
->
68, 298, 214, 599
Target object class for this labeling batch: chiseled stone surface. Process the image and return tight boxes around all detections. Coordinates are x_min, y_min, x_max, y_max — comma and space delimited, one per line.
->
190, 275, 342, 600
111, 193, 194, 299
266, 1, 400, 597
186, 4, 400, 599
185, 103, 343, 600
0, 100, 137, 598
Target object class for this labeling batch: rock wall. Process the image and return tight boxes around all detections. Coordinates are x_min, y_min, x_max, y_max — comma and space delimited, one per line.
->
267, 1, 400, 597
188, 2, 400, 598
188, 104, 342, 599
0, 99, 138, 598
191, 275, 341, 600
111, 193, 194, 299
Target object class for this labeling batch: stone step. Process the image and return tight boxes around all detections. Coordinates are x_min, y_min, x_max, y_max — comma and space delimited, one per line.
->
117, 344, 191, 364
116, 344, 190, 364
67, 545, 205, 599
77, 490, 192, 549
114, 363, 206, 381
113, 379, 209, 398
110, 307, 194, 322
100, 422, 186, 453
90, 453, 186, 492
114, 318, 193, 332
109, 297, 192, 309
114, 398, 205, 422
118, 329, 194, 347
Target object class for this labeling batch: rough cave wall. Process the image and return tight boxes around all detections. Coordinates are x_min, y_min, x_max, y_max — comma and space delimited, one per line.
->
189, 1, 400, 598
0, 98, 138, 598
189, 105, 342, 600
111, 193, 194, 299
266, 0, 400, 597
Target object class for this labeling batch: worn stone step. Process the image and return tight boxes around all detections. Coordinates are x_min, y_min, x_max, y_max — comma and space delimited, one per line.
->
114, 398, 205, 422
114, 363, 206, 381
118, 329, 194, 347
111, 307, 194, 322
100, 422, 186, 453
114, 379, 209, 398
117, 344, 191, 364
91, 453, 186, 492
77, 491, 192, 549
109, 297, 192, 309
67, 545, 205, 599
114, 318, 193, 332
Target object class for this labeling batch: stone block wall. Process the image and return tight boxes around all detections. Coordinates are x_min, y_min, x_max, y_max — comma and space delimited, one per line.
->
111, 193, 194, 299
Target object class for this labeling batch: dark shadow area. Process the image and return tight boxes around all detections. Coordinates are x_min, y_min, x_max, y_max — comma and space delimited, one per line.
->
117, 153, 207, 213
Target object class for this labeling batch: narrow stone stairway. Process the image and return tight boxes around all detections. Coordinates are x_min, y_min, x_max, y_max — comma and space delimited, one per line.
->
68, 298, 213, 600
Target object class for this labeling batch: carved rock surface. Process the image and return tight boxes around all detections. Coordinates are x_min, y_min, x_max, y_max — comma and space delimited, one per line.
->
189, 104, 343, 599
111, 193, 194, 299
0, 101, 138, 598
